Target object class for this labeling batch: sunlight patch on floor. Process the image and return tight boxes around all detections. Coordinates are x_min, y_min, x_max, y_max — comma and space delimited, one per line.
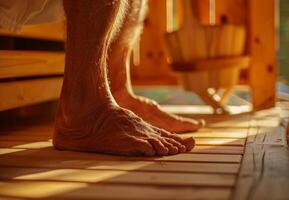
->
15, 169, 127, 182
0, 148, 26, 155
0, 181, 87, 199
12, 141, 52, 149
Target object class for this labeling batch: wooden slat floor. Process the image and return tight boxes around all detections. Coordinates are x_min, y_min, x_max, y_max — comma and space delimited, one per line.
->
0, 106, 288, 200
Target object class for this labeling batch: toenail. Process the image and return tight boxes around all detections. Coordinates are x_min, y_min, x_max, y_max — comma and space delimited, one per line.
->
181, 145, 186, 152
199, 119, 206, 126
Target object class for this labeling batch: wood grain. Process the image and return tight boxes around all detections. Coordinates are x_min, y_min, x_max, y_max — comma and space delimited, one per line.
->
0, 146, 242, 163
0, 180, 232, 200
0, 157, 240, 174
0, 77, 62, 111
248, 0, 277, 110
233, 117, 289, 199
0, 50, 65, 79
0, 21, 65, 41
0, 167, 236, 187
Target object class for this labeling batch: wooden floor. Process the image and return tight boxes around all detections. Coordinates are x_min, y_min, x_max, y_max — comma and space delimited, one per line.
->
0, 105, 288, 200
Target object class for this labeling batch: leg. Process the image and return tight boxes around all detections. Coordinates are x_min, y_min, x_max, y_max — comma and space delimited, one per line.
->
108, 0, 205, 133
53, 0, 194, 156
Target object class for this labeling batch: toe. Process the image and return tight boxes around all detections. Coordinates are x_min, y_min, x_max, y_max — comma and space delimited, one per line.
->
198, 119, 206, 127
183, 137, 195, 152
134, 138, 156, 156
157, 137, 179, 155
162, 132, 187, 145
165, 138, 186, 153
147, 137, 169, 156
163, 132, 195, 152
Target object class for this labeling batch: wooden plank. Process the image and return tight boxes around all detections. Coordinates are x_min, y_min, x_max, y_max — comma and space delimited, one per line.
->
0, 134, 50, 141
0, 157, 240, 174
0, 146, 242, 163
248, 0, 277, 110
0, 148, 26, 155
0, 123, 54, 133
185, 130, 247, 139
0, 148, 124, 161
251, 118, 280, 128
0, 180, 232, 200
0, 21, 65, 41
190, 146, 244, 155
246, 126, 259, 143
206, 120, 251, 128
233, 119, 289, 199
0, 141, 52, 149
252, 108, 281, 119
194, 138, 245, 146
0, 167, 236, 187
137, 154, 242, 163
0, 77, 62, 111
197, 127, 249, 133
0, 50, 65, 79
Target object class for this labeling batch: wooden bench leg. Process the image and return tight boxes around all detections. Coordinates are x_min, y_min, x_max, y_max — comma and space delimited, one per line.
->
196, 91, 228, 114
219, 86, 235, 106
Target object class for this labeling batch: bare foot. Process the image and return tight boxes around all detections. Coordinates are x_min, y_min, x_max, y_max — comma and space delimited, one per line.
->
53, 106, 194, 156
113, 90, 205, 133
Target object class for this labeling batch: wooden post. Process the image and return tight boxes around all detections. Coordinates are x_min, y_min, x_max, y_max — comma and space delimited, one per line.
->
248, 0, 277, 110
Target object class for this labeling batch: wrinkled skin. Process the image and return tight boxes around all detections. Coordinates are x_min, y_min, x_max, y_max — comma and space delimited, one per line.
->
53, 0, 195, 156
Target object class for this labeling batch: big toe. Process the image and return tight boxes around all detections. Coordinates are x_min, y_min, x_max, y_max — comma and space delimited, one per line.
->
156, 130, 191, 153
133, 138, 156, 157
183, 137, 195, 151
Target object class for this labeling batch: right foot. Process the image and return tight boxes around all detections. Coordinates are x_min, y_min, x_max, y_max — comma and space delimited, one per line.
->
53, 106, 195, 156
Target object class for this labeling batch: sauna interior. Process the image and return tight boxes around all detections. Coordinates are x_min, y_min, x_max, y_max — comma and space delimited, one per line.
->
0, 0, 288, 200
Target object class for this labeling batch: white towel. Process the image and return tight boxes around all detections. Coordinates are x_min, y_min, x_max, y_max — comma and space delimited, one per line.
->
0, 0, 64, 32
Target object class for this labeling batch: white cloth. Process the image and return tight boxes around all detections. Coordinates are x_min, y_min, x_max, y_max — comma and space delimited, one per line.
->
0, 0, 64, 32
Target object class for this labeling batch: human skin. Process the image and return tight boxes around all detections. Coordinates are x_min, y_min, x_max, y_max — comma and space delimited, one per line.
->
108, 0, 205, 133
53, 0, 195, 156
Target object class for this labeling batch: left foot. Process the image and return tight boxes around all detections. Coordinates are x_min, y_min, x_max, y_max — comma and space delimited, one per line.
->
114, 90, 205, 133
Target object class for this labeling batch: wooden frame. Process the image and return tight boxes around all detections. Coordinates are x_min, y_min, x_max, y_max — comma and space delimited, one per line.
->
131, 0, 277, 111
